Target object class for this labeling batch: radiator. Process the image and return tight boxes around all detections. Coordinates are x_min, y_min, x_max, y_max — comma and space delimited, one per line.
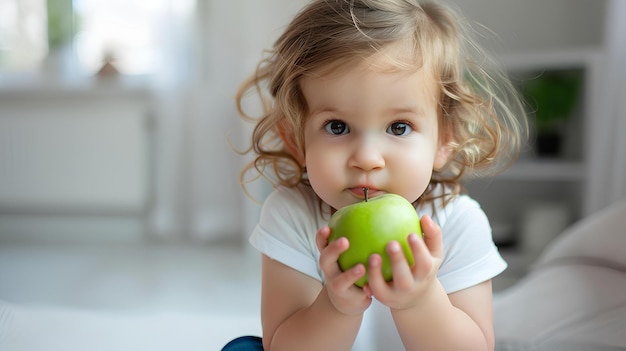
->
0, 93, 151, 215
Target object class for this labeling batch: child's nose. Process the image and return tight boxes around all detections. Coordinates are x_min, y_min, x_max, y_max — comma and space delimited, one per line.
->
348, 135, 385, 171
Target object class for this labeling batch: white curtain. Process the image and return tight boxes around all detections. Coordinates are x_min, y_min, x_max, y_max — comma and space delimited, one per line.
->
183, 0, 307, 242
145, 0, 197, 240
605, 0, 626, 204
586, 0, 626, 214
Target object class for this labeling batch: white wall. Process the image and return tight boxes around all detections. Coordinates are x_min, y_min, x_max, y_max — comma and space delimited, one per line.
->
1, 0, 615, 243
443, 0, 605, 53
180, 0, 308, 242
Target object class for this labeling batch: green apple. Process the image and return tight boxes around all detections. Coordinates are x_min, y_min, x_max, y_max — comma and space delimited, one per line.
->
328, 192, 422, 287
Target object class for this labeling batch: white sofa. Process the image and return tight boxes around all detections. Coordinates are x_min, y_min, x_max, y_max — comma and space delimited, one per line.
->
494, 200, 626, 351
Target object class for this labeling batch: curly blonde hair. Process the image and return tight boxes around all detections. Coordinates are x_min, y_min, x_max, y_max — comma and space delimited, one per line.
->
236, 0, 528, 207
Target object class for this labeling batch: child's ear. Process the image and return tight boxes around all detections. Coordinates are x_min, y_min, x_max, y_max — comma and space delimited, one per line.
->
277, 119, 305, 165
434, 143, 452, 170
434, 127, 453, 170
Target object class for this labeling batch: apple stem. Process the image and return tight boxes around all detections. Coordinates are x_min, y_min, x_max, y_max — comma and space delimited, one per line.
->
363, 187, 369, 202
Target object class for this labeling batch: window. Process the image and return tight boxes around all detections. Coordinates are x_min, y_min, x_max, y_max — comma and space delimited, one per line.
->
0, 0, 47, 73
0, 0, 195, 78
73, 0, 169, 75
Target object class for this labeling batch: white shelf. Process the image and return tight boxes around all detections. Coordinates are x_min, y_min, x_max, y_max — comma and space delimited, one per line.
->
500, 47, 602, 71
0, 75, 152, 99
468, 47, 601, 283
496, 160, 585, 182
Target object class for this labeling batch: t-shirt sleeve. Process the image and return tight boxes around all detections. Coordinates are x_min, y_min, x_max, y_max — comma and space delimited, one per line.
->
436, 197, 508, 294
249, 188, 323, 282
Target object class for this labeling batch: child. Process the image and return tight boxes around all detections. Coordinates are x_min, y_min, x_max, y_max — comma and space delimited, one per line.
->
224, 0, 527, 350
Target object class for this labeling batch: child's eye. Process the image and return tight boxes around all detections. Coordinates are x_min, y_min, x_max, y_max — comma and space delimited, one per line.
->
324, 120, 349, 135
386, 122, 413, 136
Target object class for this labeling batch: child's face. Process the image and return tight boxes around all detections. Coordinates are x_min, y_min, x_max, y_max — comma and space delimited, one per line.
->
301, 57, 450, 210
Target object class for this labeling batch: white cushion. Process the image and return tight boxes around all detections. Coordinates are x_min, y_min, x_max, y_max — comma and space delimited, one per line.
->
494, 200, 626, 350
536, 200, 626, 269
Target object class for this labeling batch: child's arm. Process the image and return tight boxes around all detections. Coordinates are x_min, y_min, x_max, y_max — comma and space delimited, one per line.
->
366, 215, 496, 351
392, 279, 495, 350
260, 226, 372, 351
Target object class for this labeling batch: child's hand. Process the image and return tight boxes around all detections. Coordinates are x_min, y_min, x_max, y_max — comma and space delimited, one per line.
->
363, 215, 443, 310
316, 226, 372, 316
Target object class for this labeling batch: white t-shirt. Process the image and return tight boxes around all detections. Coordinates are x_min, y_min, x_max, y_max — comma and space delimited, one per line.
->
250, 184, 507, 350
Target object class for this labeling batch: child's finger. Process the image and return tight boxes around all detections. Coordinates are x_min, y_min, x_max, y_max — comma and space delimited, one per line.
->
408, 232, 433, 280
318, 236, 349, 277
365, 253, 386, 295
315, 226, 332, 252
420, 215, 443, 259
386, 240, 414, 291
328, 263, 367, 292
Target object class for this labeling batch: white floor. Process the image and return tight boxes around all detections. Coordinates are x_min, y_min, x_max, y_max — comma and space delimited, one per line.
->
0, 241, 529, 351
0, 242, 263, 351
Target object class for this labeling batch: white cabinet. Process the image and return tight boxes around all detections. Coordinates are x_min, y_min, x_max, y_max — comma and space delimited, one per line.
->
0, 84, 154, 242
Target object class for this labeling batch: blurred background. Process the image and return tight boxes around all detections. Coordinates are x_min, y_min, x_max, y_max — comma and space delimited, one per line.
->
0, 0, 624, 349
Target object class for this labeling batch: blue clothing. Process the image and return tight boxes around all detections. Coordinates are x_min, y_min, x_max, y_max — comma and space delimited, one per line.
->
221, 336, 263, 351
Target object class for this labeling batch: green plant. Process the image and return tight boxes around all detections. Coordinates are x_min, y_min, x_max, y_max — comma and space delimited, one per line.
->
46, 0, 74, 50
522, 69, 583, 133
